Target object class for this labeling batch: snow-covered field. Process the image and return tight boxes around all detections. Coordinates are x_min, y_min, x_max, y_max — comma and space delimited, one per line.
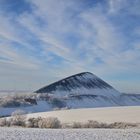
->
0, 127, 139, 140
27, 106, 140, 123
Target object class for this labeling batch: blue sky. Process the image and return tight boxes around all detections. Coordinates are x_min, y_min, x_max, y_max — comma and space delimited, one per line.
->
0, 0, 140, 93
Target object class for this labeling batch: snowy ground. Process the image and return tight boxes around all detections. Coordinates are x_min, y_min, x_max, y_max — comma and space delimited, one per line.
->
27, 106, 140, 123
0, 127, 139, 140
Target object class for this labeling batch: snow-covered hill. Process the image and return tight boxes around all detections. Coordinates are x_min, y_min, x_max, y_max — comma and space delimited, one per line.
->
0, 72, 140, 116
35, 72, 121, 97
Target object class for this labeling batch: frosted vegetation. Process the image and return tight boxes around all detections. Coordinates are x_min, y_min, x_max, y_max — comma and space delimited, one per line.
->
0, 108, 139, 140
0, 109, 139, 129
0, 93, 35, 108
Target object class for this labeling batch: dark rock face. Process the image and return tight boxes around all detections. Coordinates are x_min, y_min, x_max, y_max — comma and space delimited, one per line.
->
35, 72, 113, 94
24, 98, 37, 105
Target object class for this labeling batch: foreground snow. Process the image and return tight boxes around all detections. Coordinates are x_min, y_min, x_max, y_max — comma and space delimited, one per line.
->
0, 127, 139, 140
27, 106, 140, 123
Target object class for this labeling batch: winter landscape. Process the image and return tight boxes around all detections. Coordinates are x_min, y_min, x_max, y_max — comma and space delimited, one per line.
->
0, 72, 140, 139
0, 0, 140, 140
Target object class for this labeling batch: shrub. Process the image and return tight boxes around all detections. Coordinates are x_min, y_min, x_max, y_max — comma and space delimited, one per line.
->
84, 120, 101, 128
109, 122, 138, 129
26, 117, 42, 128
10, 109, 26, 126
0, 118, 11, 127
58, 120, 139, 129
61, 123, 71, 128
38, 117, 61, 128
26, 117, 61, 128
62, 121, 138, 129
0, 118, 7, 127
71, 122, 83, 128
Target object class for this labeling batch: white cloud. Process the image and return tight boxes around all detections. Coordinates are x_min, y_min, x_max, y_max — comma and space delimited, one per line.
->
108, 0, 140, 16
0, 0, 139, 92
0, 42, 39, 69
108, 0, 126, 14
19, 0, 140, 75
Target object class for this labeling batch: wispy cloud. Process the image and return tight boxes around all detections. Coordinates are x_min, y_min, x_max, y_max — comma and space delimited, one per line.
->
0, 0, 140, 92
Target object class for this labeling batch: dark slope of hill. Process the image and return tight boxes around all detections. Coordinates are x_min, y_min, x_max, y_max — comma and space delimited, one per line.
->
35, 72, 120, 97
35, 72, 113, 93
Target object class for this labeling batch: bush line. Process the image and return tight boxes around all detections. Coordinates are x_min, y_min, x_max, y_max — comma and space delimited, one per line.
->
0, 109, 139, 129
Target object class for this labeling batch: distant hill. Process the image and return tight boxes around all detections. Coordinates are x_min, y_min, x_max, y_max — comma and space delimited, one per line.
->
35, 72, 121, 97
0, 72, 140, 116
